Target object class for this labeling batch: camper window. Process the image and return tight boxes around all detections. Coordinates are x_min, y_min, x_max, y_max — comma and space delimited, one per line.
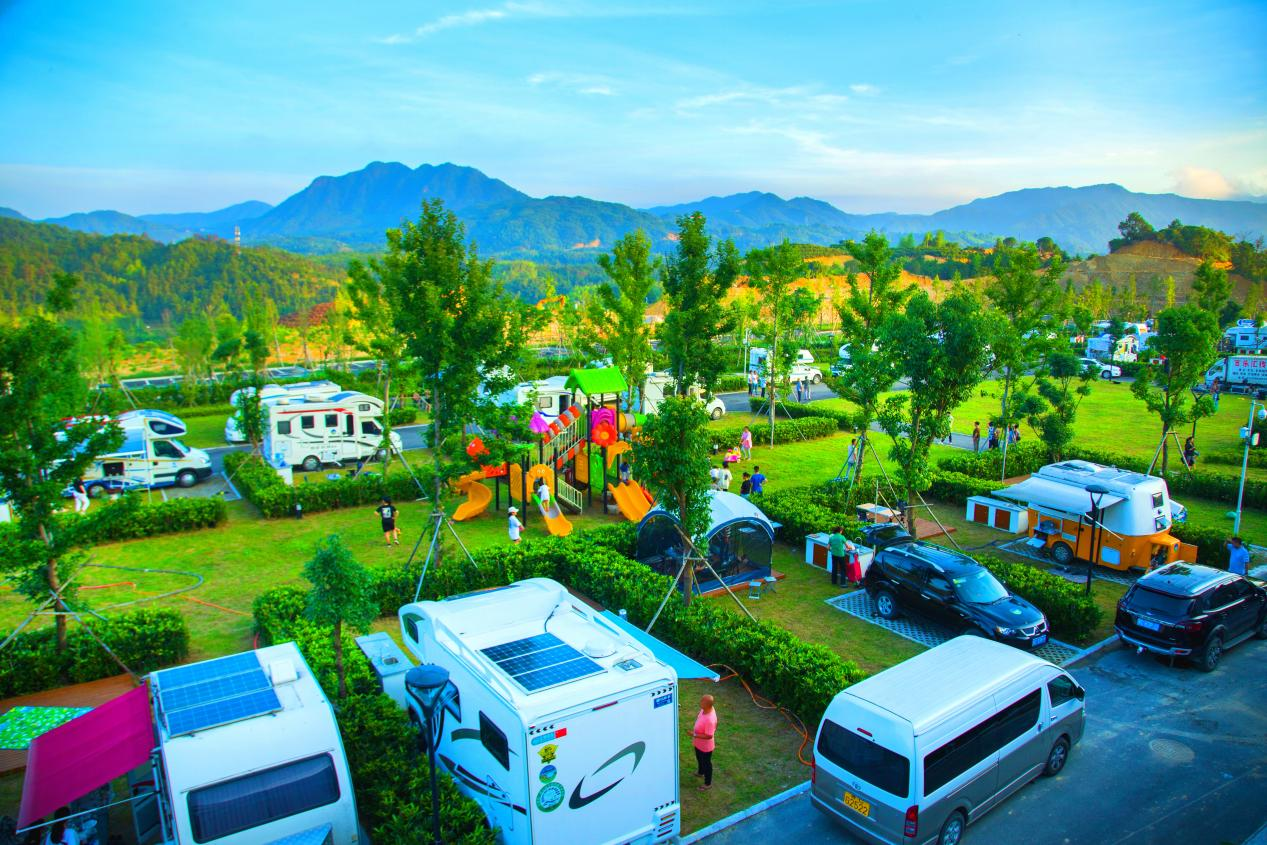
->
152, 441, 184, 459
537, 396, 553, 410
358, 404, 371, 412
324, 414, 338, 428
186, 752, 340, 843
402, 612, 423, 643
300, 416, 315, 431
480, 712, 510, 770
277, 420, 292, 435
1151, 493, 1164, 509
817, 720, 909, 798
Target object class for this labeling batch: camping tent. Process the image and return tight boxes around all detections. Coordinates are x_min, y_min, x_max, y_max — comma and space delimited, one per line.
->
635, 491, 775, 594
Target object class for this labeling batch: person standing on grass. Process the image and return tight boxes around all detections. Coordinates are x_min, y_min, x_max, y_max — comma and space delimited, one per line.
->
844, 438, 858, 481
740, 472, 752, 498
828, 526, 849, 586
1227, 536, 1250, 576
507, 507, 523, 544
750, 466, 767, 495
740, 426, 753, 461
972, 421, 981, 453
1184, 436, 1197, 468
719, 461, 732, 492
71, 477, 89, 514
692, 695, 718, 791
987, 422, 998, 450
376, 497, 400, 546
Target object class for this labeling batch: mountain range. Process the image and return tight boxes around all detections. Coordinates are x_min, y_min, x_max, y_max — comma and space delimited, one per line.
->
7, 162, 1267, 257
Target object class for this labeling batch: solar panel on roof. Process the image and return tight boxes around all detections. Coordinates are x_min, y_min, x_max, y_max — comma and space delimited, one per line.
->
156, 652, 261, 689
481, 634, 603, 693
165, 688, 282, 737
159, 669, 272, 712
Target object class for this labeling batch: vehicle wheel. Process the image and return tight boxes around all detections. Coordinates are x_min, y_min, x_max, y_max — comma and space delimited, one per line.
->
1196, 634, 1223, 673
374, 448, 387, 461
301, 455, 321, 472
176, 470, 198, 488
88, 485, 107, 500
937, 811, 966, 845
1254, 614, 1267, 640
1043, 737, 1070, 777
873, 588, 899, 620
1050, 541, 1075, 565
1100, 370, 1112, 380
812, 374, 822, 384
710, 407, 724, 420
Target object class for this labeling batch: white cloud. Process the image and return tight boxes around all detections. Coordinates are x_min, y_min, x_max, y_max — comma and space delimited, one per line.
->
527, 71, 617, 96
381, 2, 550, 44
849, 83, 878, 95
674, 84, 847, 114
1173, 166, 1236, 199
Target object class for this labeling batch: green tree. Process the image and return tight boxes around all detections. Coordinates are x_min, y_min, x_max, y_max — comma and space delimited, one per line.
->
660, 213, 737, 395
593, 230, 659, 411
0, 315, 122, 652
172, 314, 214, 405
303, 535, 378, 699
831, 232, 913, 479
348, 257, 411, 475
983, 242, 1064, 478
745, 240, 807, 444
1117, 212, 1156, 244
728, 291, 761, 372
1034, 350, 1095, 461
233, 373, 269, 450
1191, 259, 1233, 323
1130, 305, 1221, 473
1163, 275, 1176, 310
631, 396, 713, 604
878, 291, 991, 524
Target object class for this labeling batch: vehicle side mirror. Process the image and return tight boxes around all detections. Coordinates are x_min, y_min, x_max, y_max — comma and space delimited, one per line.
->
1073, 684, 1086, 701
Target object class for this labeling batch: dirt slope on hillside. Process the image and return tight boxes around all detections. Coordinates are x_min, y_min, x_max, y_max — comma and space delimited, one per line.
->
1062, 240, 1250, 308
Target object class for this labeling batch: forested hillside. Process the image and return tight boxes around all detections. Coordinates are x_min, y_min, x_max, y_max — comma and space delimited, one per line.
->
0, 218, 344, 323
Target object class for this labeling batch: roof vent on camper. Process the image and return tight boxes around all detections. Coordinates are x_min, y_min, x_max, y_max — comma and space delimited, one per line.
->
583, 637, 617, 659
268, 659, 299, 685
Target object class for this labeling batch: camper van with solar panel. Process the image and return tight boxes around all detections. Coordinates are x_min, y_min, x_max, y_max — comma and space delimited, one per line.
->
78, 410, 213, 496
145, 642, 360, 844
398, 578, 688, 845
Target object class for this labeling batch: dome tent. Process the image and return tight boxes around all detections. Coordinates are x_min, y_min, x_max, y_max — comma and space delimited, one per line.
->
635, 491, 775, 595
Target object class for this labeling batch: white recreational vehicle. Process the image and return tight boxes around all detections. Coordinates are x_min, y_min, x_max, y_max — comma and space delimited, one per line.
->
489, 376, 576, 422
80, 410, 212, 496
225, 381, 344, 443
1203, 355, 1267, 397
642, 373, 727, 419
398, 578, 683, 845
263, 391, 403, 472
1220, 319, 1267, 354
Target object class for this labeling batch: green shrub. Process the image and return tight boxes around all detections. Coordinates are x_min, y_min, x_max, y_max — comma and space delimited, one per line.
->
937, 440, 1049, 478
0, 609, 189, 697
926, 471, 999, 505
754, 485, 863, 545
716, 373, 748, 393
1170, 522, 1229, 569
977, 554, 1102, 643
73, 495, 227, 541
746, 397, 858, 430
226, 453, 433, 518
712, 415, 839, 448
388, 407, 419, 426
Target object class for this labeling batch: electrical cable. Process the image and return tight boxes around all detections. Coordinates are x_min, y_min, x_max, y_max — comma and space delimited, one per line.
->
706, 662, 814, 767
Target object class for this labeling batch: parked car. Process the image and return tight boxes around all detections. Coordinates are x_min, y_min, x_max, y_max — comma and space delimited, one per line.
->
790, 364, 824, 384
830, 358, 851, 377
1079, 357, 1121, 379
862, 525, 1052, 650
1115, 563, 1267, 672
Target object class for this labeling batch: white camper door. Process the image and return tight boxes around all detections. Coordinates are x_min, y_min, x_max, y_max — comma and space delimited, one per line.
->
530, 682, 679, 845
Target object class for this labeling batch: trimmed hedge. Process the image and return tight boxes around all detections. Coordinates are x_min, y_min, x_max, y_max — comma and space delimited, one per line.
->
388, 407, 419, 426
754, 485, 864, 545
1171, 522, 1229, 569
937, 440, 1050, 479
717, 373, 748, 393
926, 470, 999, 505
0, 609, 189, 697
712, 415, 839, 448
226, 453, 433, 518
977, 554, 1102, 643
73, 495, 227, 542
747, 396, 858, 430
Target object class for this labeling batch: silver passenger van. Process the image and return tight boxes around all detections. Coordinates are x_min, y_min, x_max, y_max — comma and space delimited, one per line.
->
811, 637, 1085, 845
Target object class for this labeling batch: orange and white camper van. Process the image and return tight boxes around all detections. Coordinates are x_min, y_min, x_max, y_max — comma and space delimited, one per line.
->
994, 460, 1197, 572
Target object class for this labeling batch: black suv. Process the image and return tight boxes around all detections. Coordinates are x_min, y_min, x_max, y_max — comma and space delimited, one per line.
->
860, 524, 1051, 649
1115, 563, 1267, 672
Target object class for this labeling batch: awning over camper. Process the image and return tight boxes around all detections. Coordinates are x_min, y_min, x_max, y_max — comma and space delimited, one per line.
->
597, 611, 720, 682
994, 477, 1124, 515
566, 367, 629, 397
19, 685, 154, 828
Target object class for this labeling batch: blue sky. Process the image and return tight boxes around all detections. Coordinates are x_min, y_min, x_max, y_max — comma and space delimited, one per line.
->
1, 0, 1264, 217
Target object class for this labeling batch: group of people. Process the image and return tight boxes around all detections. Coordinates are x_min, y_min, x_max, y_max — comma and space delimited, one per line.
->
746, 370, 815, 402
970, 421, 1022, 453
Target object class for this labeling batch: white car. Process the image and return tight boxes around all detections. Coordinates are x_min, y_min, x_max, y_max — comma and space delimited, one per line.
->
790, 364, 824, 384
1079, 357, 1121, 379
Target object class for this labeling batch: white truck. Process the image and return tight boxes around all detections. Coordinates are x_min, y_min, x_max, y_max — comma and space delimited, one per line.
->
263, 391, 403, 472
1203, 355, 1267, 398
225, 380, 344, 443
398, 578, 682, 845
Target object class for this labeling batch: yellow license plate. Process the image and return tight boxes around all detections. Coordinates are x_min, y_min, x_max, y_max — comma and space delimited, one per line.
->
842, 791, 870, 817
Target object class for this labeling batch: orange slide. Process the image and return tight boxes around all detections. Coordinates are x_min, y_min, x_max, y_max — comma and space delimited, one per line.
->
607, 480, 654, 522
452, 470, 492, 521
508, 463, 573, 537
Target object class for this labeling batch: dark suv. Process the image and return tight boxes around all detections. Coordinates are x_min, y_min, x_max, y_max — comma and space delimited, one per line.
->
860, 524, 1051, 650
1115, 563, 1267, 672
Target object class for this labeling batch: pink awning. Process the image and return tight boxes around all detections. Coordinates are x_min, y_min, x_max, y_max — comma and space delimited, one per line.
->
19, 684, 154, 828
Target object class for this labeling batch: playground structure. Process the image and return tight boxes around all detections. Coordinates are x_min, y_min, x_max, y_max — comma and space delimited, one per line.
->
448, 367, 656, 536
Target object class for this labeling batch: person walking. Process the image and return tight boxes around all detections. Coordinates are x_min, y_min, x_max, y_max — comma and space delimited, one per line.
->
844, 438, 858, 481
1183, 436, 1197, 468
750, 466, 767, 495
71, 477, 90, 514
718, 462, 732, 492
740, 426, 753, 461
944, 414, 955, 445
739, 472, 752, 498
971, 421, 981, 454
794, 378, 804, 403
828, 526, 849, 586
507, 507, 523, 544
1226, 536, 1251, 576
375, 497, 400, 546
987, 422, 998, 450
1211, 378, 1222, 410
692, 694, 718, 791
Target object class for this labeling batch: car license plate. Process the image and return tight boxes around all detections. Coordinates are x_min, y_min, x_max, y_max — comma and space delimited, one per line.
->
1032, 634, 1047, 647
842, 791, 870, 817
1136, 617, 1161, 632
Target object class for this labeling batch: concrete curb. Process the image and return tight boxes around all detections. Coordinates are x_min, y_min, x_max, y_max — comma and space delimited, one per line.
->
682, 781, 810, 843
1061, 632, 1122, 667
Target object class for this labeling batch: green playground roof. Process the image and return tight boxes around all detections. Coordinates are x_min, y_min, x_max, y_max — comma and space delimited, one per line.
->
566, 367, 628, 396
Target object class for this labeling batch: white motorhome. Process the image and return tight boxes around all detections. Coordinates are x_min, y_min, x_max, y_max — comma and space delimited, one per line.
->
490, 376, 576, 422
1204, 355, 1267, 397
263, 391, 403, 472
1220, 320, 1267, 354
749, 347, 815, 372
643, 373, 726, 419
812, 637, 1085, 845
1085, 333, 1139, 362
80, 411, 212, 496
225, 380, 344, 443
398, 578, 682, 845
144, 642, 361, 844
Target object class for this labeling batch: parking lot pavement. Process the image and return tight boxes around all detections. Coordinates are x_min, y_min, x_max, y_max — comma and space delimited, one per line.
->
699, 640, 1267, 845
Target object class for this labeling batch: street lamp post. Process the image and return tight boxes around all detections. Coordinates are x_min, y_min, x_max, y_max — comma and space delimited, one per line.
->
406, 664, 452, 845
1085, 483, 1111, 597
1233, 401, 1267, 535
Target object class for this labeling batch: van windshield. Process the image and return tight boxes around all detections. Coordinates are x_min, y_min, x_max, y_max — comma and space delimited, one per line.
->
817, 720, 909, 798
952, 570, 1009, 605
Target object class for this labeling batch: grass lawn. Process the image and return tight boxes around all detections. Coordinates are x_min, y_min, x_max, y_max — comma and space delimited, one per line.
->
181, 413, 229, 449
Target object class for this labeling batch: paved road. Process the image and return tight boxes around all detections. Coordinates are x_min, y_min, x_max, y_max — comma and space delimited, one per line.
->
700, 640, 1267, 845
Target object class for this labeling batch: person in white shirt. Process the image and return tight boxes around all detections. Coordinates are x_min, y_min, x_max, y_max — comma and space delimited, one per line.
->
537, 480, 552, 510
507, 507, 523, 543
718, 463, 732, 491
709, 466, 721, 490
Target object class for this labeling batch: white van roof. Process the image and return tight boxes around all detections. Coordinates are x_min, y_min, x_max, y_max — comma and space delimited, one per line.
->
841, 637, 1050, 735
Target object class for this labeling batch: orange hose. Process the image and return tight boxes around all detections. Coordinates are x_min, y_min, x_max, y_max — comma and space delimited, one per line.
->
182, 594, 251, 616
81, 581, 136, 591
708, 663, 814, 767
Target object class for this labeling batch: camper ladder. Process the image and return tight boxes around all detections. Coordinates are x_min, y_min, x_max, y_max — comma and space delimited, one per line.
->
555, 478, 585, 513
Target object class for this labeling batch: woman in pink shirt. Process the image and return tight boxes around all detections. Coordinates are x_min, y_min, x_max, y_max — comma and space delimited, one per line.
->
692, 694, 718, 790
740, 426, 753, 461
